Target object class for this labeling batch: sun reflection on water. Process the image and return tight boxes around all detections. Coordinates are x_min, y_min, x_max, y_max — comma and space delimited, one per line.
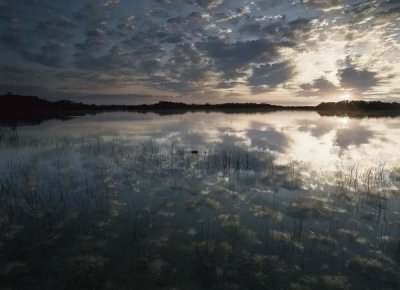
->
1, 112, 400, 289
338, 116, 350, 127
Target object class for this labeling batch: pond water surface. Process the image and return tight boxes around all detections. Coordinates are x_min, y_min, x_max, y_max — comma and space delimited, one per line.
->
0, 111, 399, 289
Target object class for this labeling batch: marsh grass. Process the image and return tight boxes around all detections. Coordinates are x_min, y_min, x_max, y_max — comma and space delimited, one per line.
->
0, 129, 399, 289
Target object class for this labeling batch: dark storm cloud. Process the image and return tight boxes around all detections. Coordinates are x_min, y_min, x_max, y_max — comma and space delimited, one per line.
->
1, 32, 66, 67
0, 65, 50, 86
238, 16, 313, 43
35, 17, 77, 39
338, 67, 379, 93
198, 39, 279, 79
74, 45, 136, 71
377, 2, 400, 18
249, 62, 294, 87
353, 0, 400, 19
75, 29, 107, 53
310, 78, 337, 92
299, 77, 339, 97
216, 81, 244, 89
0, 1, 75, 67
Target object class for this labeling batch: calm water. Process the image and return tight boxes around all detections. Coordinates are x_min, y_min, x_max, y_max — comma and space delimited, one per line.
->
1, 111, 400, 289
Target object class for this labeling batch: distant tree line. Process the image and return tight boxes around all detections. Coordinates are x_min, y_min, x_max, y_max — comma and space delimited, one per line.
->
1, 93, 400, 117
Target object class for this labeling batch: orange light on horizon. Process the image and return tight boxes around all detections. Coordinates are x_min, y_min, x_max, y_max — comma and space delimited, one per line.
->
339, 93, 352, 101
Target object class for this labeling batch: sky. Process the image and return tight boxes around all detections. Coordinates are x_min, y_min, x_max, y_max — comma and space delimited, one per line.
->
0, 0, 399, 105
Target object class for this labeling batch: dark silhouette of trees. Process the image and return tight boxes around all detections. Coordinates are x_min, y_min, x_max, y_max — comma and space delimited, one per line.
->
1, 93, 400, 122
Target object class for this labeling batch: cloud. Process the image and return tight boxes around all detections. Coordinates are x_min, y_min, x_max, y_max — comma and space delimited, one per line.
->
0, 0, 398, 103
191, 0, 224, 9
157, 0, 224, 9
74, 28, 107, 54
238, 16, 313, 43
35, 17, 77, 39
335, 121, 375, 149
247, 127, 291, 152
198, 39, 279, 79
1, 31, 66, 67
215, 81, 243, 89
300, 0, 342, 9
102, 0, 120, 7
338, 67, 379, 93
248, 61, 294, 88
299, 77, 339, 97
74, 44, 137, 71
298, 118, 336, 137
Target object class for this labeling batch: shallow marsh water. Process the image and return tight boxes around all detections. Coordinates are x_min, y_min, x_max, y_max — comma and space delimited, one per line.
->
0, 111, 399, 289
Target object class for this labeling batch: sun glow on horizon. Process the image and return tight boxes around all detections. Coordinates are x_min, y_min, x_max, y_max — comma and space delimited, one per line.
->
339, 93, 352, 101
338, 116, 350, 128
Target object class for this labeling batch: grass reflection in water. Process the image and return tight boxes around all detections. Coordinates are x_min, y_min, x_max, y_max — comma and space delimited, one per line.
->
0, 129, 399, 290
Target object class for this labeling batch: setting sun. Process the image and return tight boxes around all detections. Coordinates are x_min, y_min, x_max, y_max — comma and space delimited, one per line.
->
340, 93, 352, 101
